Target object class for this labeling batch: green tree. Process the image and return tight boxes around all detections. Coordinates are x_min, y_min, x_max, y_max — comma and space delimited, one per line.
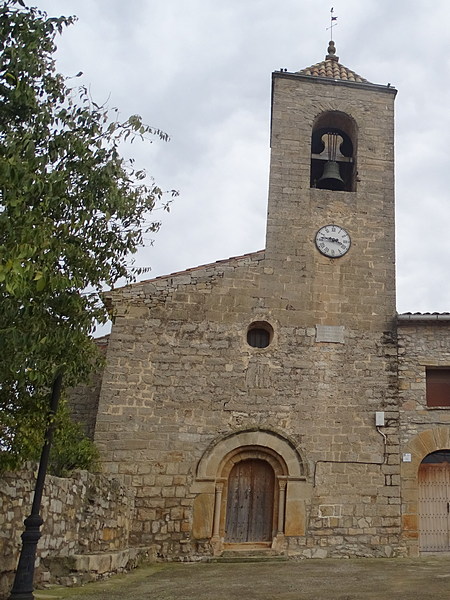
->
0, 0, 175, 470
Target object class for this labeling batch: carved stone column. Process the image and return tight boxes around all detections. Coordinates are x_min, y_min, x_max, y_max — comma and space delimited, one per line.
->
212, 481, 224, 538
211, 480, 225, 556
277, 478, 287, 535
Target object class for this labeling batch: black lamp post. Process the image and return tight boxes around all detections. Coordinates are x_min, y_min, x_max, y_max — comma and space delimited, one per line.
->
9, 372, 63, 600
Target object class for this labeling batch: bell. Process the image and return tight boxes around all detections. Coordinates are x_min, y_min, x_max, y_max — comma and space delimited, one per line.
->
317, 160, 345, 191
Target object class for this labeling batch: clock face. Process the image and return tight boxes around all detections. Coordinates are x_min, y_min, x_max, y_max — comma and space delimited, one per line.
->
315, 224, 351, 258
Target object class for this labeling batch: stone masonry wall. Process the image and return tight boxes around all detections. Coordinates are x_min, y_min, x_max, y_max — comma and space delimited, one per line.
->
68, 336, 109, 439
398, 321, 450, 446
397, 320, 450, 555
0, 466, 136, 597
265, 74, 397, 333
95, 250, 403, 559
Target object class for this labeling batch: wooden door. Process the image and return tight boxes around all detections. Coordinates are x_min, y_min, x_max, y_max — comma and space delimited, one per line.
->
419, 462, 450, 551
225, 459, 275, 543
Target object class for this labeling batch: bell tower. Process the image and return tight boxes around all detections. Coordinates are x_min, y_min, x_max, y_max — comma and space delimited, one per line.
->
265, 41, 397, 331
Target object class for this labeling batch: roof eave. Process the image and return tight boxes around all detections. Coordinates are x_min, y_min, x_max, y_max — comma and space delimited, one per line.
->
272, 70, 397, 95
102, 249, 266, 301
397, 313, 450, 323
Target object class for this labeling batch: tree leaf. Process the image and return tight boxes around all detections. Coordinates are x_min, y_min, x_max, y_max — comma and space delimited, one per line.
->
0, 0, 177, 471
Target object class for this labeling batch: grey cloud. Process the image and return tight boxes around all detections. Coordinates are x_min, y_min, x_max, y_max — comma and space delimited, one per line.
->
29, 0, 450, 313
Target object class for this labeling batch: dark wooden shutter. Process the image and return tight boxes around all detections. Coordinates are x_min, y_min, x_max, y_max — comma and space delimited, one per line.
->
426, 369, 450, 407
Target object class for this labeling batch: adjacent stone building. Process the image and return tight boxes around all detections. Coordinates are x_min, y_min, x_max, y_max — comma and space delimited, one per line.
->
84, 43, 450, 560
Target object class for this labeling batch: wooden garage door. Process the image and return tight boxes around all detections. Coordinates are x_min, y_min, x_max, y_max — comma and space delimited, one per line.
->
225, 459, 275, 543
419, 461, 450, 552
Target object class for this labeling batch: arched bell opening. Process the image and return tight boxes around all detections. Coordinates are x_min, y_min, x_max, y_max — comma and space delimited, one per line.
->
418, 450, 450, 553
310, 111, 357, 192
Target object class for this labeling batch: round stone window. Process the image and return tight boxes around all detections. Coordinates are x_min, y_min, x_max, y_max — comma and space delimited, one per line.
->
247, 321, 274, 349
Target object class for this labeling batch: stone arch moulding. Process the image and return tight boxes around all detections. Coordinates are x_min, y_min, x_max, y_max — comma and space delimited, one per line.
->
191, 429, 311, 555
312, 110, 358, 141
401, 426, 450, 556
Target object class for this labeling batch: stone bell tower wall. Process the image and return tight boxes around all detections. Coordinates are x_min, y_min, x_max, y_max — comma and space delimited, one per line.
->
266, 73, 397, 332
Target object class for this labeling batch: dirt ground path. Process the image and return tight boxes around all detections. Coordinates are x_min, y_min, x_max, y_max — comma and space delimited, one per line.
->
34, 556, 450, 600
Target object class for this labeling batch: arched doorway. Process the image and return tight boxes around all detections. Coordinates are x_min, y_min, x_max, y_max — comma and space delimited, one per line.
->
191, 429, 309, 555
225, 458, 275, 543
419, 450, 450, 552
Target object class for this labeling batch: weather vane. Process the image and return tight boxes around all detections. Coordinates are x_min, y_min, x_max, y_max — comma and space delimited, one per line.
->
327, 7, 338, 40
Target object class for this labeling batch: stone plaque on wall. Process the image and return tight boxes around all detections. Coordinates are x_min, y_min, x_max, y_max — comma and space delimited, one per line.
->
315, 325, 345, 344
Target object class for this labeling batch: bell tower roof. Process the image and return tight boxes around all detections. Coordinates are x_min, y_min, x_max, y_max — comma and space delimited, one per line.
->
297, 41, 369, 84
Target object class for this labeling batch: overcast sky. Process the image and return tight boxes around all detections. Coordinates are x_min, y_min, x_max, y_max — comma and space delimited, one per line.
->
30, 0, 450, 317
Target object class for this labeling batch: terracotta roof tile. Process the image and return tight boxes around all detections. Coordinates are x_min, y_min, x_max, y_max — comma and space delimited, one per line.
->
297, 41, 369, 84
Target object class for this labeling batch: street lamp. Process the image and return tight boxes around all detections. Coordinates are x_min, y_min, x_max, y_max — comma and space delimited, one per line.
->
9, 372, 63, 600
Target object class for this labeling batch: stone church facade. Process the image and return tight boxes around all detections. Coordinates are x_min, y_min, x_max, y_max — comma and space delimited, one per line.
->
81, 43, 450, 560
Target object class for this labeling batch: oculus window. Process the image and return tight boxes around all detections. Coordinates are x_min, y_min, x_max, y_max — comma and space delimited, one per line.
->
247, 322, 274, 349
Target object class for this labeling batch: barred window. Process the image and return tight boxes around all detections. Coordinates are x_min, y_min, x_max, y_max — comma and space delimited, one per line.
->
247, 322, 273, 349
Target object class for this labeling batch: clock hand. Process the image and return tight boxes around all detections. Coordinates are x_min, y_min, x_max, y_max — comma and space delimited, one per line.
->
320, 236, 339, 243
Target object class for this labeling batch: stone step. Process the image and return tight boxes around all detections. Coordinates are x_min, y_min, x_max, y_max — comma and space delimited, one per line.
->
223, 549, 276, 557
205, 547, 288, 563
206, 554, 288, 563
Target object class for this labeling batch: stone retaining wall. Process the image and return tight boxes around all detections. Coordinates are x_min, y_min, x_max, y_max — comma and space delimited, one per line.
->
0, 465, 145, 598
